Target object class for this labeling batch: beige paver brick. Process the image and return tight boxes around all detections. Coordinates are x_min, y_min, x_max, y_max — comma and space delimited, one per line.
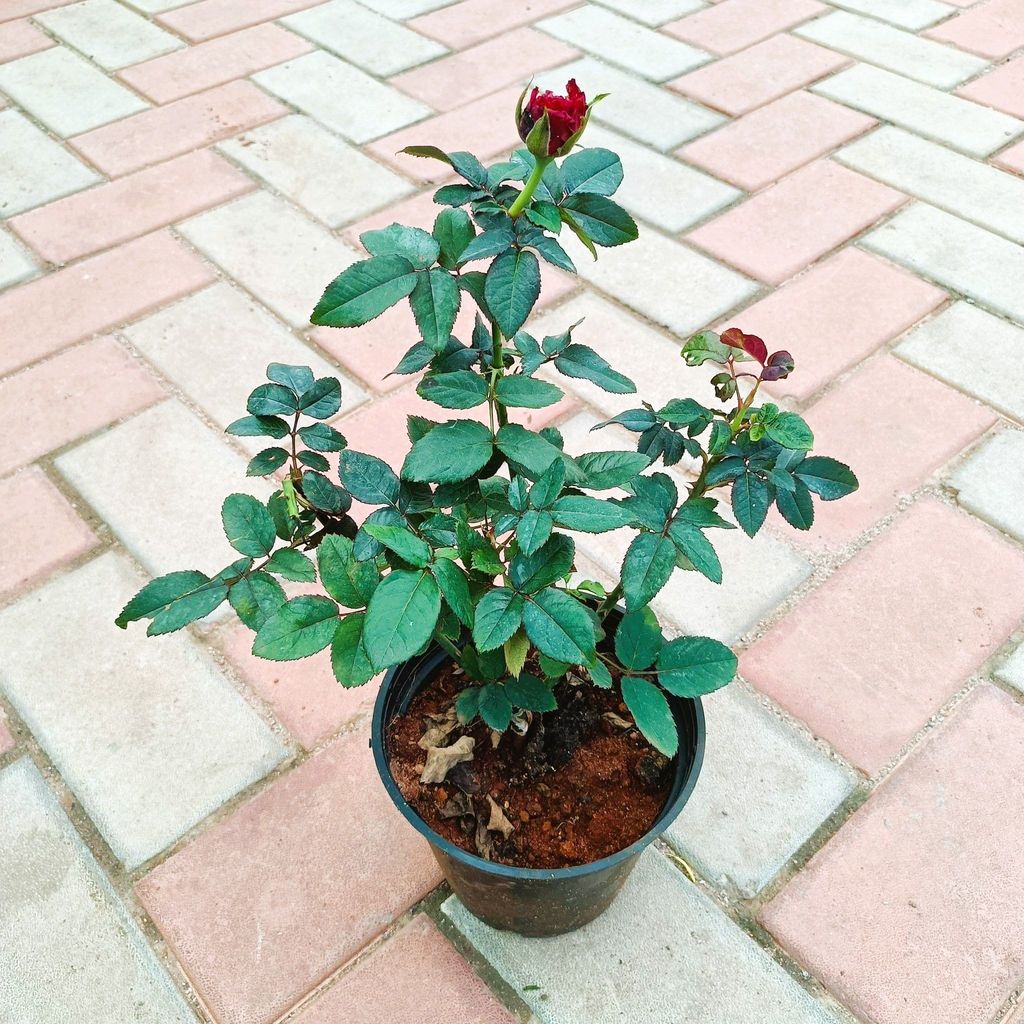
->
36, 0, 183, 70
281, 0, 447, 76
409, 0, 579, 46
0, 45, 148, 136
157, 0, 325, 42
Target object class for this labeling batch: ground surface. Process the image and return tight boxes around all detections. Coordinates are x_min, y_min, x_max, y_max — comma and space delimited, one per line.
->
2, 1, 1024, 1022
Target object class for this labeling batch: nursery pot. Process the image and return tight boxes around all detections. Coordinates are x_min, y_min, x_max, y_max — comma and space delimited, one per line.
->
370, 627, 706, 937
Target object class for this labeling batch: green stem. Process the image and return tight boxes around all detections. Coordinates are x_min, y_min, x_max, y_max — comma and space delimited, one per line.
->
489, 321, 508, 428
433, 630, 463, 665
508, 156, 551, 219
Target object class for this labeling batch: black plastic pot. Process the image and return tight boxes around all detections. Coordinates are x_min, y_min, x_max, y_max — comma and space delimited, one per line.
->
371, 643, 706, 937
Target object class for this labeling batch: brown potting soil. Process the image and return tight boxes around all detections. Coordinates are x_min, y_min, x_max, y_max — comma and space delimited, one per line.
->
386, 661, 672, 869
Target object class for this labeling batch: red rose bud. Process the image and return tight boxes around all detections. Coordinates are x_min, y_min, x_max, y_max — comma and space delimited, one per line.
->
720, 328, 768, 364
760, 350, 795, 382
517, 79, 589, 157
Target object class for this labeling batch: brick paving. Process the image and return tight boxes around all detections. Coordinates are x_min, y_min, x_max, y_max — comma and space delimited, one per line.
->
1, 1, 1024, 1021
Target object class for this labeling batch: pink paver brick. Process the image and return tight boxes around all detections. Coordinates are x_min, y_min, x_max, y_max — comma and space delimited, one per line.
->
221, 623, 377, 750
136, 725, 443, 1024
292, 915, 515, 1024
0, 0, 73, 20
0, 711, 13, 755
742, 498, 1024, 774
926, 0, 1024, 58
762, 684, 1024, 1024
118, 23, 313, 104
69, 80, 287, 178
668, 34, 849, 116
957, 54, 1024, 118
0, 467, 97, 598
312, 263, 576, 393
727, 248, 946, 402
158, 0, 325, 43
789, 355, 996, 548
995, 137, 1024, 175
687, 160, 906, 285
0, 17, 53, 62
0, 231, 215, 377
9, 149, 254, 264
390, 27, 578, 113
0, 337, 164, 476
409, 0, 577, 49
664, 0, 825, 56
366, 85, 524, 184
678, 90, 875, 192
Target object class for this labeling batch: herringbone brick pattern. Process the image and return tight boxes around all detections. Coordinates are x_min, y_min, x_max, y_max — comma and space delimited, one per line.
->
2, 2, 1024, 1022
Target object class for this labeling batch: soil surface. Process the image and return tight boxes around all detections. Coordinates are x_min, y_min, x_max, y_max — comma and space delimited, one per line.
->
386, 662, 672, 869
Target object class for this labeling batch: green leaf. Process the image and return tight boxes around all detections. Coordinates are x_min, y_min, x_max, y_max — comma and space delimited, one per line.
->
621, 676, 677, 757
363, 569, 441, 670
360, 223, 439, 269
226, 414, 289, 439
504, 630, 529, 677
433, 208, 475, 270
299, 377, 342, 419
402, 420, 494, 483
523, 588, 596, 664
538, 653, 571, 681
668, 522, 722, 584
561, 194, 638, 247
115, 567, 224, 631
505, 673, 557, 712
525, 200, 561, 232
509, 533, 575, 593
554, 343, 636, 394
455, 684, 481, 723
431, 557, 474, 628
516, 509, 553, 556
621, 533, 677, 611
776, 478, 814, 530
708, 420, 731, 455
529, 459, 565, 509
494, 374, 564, 409
495, 423, 563, 478
264, 547, 316, 582
338, 450, 400, 506
400, 146, 486, 187
311, 255, 418, 327
658, 635, 736, 697
657, 398, 712, 428
331, 613, 376, 687
222, 494, 276, 557
317, 535, 379, 608
298, 422, 347, 452
298, 447, 330, 470
559, 206, 597, 260
484, 249, 540, 338
410, 269, 460, 352
589, 660, 613, 688
524, 232, 576, 274
267, 362, 315, 394
765, 411, 814, 450
732, 472, 771, 538
252, 595, 339, 660
472, 588, 524, 651
147, 578, 229, 636
550, 495, 634, 533
459, 222, 515, 263
302, 471, 349, 512
362, 524, 429, 567
562, 147, 623, 197
615, 608, 664, 671
246, 447, 289, 477
229, 571, 286, 631
247, 383, 298, 417
576, 450, 650, 489
478, 682, 513, 731
794, 457, 858, 500
681, 331, 733, 367
417, 370, 487, 410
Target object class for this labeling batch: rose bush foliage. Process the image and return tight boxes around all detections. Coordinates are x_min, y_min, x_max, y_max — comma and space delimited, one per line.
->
117, 81, 857, 757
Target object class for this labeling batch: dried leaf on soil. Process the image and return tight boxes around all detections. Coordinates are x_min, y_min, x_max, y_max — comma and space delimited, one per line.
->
486, 795, 516, 839
417, 706, 458, 749
420, 735, 475, 783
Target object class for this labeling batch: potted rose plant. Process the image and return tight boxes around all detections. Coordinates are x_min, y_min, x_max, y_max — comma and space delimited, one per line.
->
116, 81, 857, 936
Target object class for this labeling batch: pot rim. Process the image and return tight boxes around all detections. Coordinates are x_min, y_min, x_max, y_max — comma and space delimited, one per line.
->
371, 645, 706, 882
